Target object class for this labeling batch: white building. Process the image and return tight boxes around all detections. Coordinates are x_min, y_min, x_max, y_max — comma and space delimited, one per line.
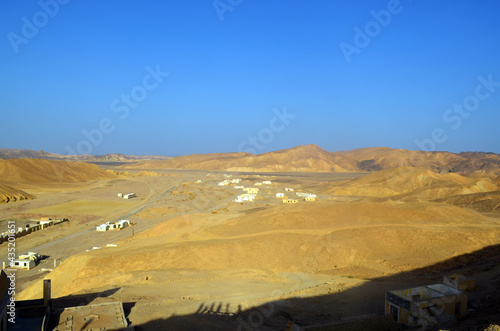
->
254, 182, 263, 186
234, 186, 244, 189
284, 187, 294, 192
234, 194, 256, 202
10, 259, 35, 270
96, 223, 109, 232
276, 193, 285, 198
123, 193, 136, 199
243, 187, 259, 194
262, 181, 272, 185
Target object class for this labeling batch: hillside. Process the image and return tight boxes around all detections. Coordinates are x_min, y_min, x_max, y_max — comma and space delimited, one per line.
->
18, 199, 497, 299
0, 184, 34, 203
0, 159, 115, 185
333, 147, 500, 174
123, 145, 357, 172
0, 148, 170, 162
328, 167, 498, 199
121, 145, 500, 174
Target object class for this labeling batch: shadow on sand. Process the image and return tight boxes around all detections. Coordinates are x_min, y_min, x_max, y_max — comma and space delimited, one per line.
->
130, 244, 500, 331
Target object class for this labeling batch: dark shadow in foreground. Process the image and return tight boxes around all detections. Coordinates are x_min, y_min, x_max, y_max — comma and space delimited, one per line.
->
132, 244, 500, 331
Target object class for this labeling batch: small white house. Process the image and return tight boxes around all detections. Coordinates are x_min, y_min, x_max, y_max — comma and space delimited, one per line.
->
124, 193, 136, 199
262, 181, 272, 185
254, 182, 263, 186
11, 259, 35, 270
276, 193, 285, 198
117, 193, 123, 198
117, 220, 131, 228
96, 223, 109, 232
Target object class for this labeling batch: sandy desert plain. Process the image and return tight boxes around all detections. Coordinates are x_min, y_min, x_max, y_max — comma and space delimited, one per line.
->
0, 145, 499, 330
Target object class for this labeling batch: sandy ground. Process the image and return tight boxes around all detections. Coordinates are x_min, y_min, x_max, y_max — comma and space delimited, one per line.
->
1, 168, 499, 330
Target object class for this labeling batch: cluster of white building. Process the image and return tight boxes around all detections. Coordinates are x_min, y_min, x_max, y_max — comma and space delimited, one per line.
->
96, 220, 131, 232
254, 180, 272, 186
296, 192, 316, 199
234, 193, 257, 202
218, 178, 242, 186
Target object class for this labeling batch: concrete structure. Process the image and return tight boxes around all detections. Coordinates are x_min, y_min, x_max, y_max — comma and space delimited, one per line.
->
218, 180, 230, 186
443, 274, 475, 291
5, 279, 130, 330
19, 252, 41, 263
276, 193, 285, 198
117, 193, 123, 197
96, 223, 109, 232
231, 179, 241, 184
254, 182, 263, 186
262, 180, 272, 185
385, 284, 467, 327
243, 187, 259, 194
10, 259, 35, 270
234, 194, 256, 203
234, 186, 244, 189
96, 220, 132, 232
123, 193, 136, 199
195, 180, 203, 183
282, 199, 298, 204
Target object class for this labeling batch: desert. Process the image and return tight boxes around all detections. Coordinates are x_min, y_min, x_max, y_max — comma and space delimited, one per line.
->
0, 145, 499, 330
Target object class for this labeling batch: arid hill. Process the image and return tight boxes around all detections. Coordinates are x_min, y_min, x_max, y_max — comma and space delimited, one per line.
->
333, 147, 500, 174
0, 159, 115, 185
328, 167, 498, 199
435, 190, 500, 216
0, 148, 170, 162
120, 144, 500, 174
0, 184, 34, 203
2, 146, 499, 174
123, 145, 358, 172
19, 199, 497, 299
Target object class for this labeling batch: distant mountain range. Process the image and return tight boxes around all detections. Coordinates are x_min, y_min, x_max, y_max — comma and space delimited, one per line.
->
121, 144, 500, 175
0, 149, 170, 162
1, 145, 499, 174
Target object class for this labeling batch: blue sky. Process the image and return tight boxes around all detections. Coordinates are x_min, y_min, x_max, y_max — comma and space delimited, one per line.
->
1, 1, 499, 156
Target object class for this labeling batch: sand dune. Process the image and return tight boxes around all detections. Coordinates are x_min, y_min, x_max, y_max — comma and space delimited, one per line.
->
0, 183, 34, 203
0, 158, 115, 184
328, 167, 498, 199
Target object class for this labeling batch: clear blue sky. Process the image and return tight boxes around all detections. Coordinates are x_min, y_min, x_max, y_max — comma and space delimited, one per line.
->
1, 1, 499, 156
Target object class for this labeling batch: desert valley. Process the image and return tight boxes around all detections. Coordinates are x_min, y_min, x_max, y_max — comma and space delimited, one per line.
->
0, 145, 499, 330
